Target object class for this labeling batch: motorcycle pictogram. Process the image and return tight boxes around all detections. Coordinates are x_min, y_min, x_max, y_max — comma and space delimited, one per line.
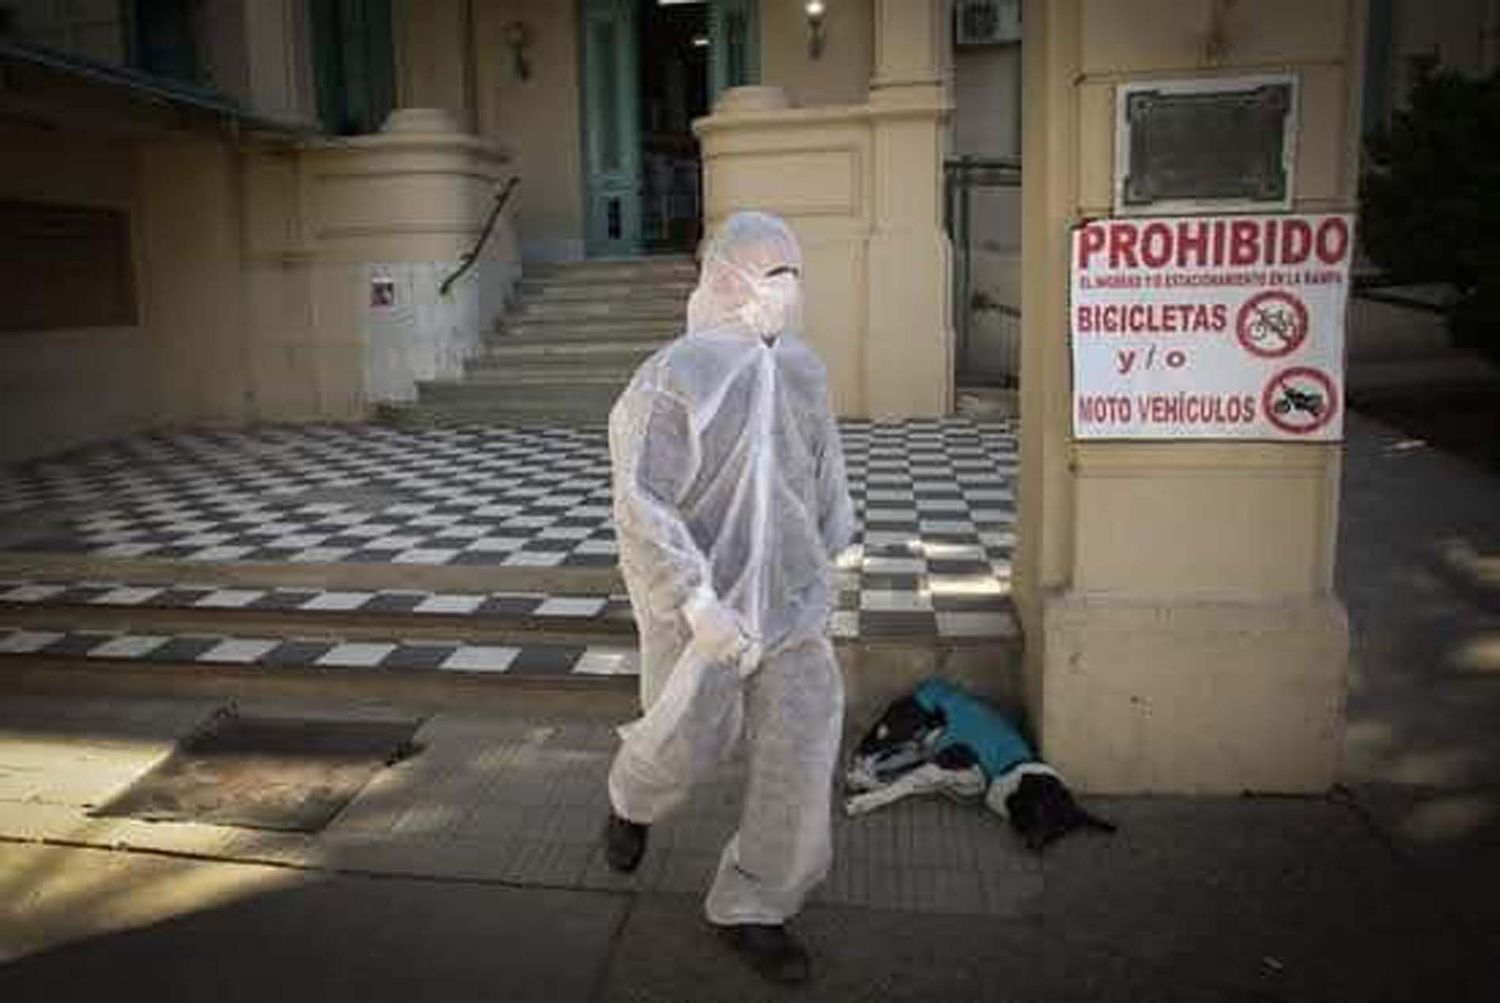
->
1261, 366, 1338, 436
1271, 384, 1325, 417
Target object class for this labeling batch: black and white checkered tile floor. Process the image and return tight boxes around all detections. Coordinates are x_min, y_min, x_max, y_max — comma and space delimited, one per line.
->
0, 580, 634, 622
0, 624, 638, 677
1, 425, 621, 568
0, 420, 1019, 651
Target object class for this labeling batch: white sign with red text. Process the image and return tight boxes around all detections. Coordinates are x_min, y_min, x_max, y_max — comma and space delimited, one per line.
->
1070, 213, 1352, 441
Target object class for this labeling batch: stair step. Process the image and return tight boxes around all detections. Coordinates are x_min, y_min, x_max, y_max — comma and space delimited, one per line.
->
0, 553, 624, 599
0, 610, 632, 650
0, 621, 638, 679
0, 582, 636, 643
526, 257, 696, 282
511, 300, 684, 324
0, 577, 1022, 647
0, 579, 639, 681
473, 339, 668, 361
519, 279, 696, 301
402, 402, 617, 424
379, 255, 693, 432
0, 617, 1020, 718
413, 384, 622, 407
495, 320, 681, 342
422, 372, 628, 391
459, 363, 639, 382
412, 401, 620, 421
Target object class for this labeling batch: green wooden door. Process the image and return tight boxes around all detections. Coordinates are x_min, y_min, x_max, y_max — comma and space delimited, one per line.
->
581, 0, 641, 257
310, 0, 395, 136
708, 0, 759, 103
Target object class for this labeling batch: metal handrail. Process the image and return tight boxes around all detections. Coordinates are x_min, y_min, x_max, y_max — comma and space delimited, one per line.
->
440, 176, 520, 296
944, 155, 1022, 177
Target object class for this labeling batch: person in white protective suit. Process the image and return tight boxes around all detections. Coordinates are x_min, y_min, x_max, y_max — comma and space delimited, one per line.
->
601, 211, 856, 985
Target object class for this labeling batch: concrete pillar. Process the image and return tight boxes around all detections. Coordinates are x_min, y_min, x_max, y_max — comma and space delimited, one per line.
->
135, 138, 253, 427
1016, 0, 1364, 793
864, 0, 954, 417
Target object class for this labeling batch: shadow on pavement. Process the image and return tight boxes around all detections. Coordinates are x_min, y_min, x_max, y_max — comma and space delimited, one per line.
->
0, 860, 626, 1003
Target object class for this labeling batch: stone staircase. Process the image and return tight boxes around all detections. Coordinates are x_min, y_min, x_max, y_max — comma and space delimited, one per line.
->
0, 557, 1022, 723
402, 256, 697, 424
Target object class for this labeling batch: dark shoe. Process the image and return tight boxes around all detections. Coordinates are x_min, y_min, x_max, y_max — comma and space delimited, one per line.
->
602, 812, 648, 873
714, 923, 811, 985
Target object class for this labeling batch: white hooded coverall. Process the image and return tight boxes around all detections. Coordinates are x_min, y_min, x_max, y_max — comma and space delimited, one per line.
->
606, 212, 856, 926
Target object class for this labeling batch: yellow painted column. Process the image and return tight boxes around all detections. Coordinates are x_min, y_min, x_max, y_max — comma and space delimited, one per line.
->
863, 0, 955, 417
136, 138, 253, 427
1016, 0, 1363, 793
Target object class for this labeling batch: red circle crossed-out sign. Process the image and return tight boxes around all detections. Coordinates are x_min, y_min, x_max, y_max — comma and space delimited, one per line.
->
1262, 366, 1338, 435
1237, 291, 1309, 359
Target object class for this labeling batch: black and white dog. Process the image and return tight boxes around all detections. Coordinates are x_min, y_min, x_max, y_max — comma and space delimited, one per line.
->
845, 678, 1115, 851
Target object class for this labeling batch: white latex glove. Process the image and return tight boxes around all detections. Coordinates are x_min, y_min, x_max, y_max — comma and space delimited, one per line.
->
736, 637, 764, 680
683, 588, 758, 677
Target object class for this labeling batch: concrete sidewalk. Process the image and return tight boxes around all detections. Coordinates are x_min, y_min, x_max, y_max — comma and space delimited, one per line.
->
1337, 412, 1500, 956
0, 816, 1485, 1003
0, 411, 1496, 1001
0, 685, 1494, 1003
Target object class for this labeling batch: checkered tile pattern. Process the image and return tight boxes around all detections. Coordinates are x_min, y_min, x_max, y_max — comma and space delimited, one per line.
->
0, 425, 617, 568
836, 419, 1017, 639
0, 624, 638, 677
0, 419, 1019, 638
0, 579, 633, 623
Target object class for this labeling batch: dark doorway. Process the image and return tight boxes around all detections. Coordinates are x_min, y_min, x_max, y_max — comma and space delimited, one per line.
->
637, 0, 710, 253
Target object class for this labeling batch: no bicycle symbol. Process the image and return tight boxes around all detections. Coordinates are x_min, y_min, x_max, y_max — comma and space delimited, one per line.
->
1237, 291, 1309, 359
1262, 366, 1338, 435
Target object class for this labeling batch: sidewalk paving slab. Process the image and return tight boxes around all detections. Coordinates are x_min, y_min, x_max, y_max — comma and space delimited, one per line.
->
0, 843, 625, 1003
603, 895, 1265, 1003
1338, 413, 1500, 953
1041, 795, 1495, 1003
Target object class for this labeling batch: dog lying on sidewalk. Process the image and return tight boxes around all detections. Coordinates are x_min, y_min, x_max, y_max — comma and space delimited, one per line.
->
844, 678, 1116, 851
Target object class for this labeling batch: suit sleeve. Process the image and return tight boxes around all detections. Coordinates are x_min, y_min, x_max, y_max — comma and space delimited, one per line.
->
609, 379, 716, 618
815, 390, 856, 560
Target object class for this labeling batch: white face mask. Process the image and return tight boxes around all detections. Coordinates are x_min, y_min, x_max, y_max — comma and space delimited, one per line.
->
737, 271, 802, 341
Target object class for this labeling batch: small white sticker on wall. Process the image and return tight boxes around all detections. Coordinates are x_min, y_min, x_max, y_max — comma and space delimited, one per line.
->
370, 275, 396, 309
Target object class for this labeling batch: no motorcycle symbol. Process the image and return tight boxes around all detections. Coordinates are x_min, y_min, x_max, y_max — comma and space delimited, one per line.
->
1237, 291, 1308, 359
1262, 366, 1338, 435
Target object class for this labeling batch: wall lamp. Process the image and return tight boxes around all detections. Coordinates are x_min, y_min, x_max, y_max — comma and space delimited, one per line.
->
503, 21, 533, 81
806, 1, 826, 59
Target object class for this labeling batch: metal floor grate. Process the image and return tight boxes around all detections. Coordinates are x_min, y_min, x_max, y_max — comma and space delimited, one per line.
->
93, 708, 423, 833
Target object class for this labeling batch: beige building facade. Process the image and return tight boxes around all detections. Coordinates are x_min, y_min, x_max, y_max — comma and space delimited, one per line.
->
7, 0, 1488, 793
1017, 2, 1366, 793
1, 0, 518, 462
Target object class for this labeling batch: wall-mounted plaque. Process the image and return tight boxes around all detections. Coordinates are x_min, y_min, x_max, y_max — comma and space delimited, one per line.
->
1, 200, 137, 332
954, 0, 1021, 46
1115, 75, 1297, 216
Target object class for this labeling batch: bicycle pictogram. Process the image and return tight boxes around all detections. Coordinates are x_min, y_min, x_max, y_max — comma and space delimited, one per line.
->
1236, 291, 1309, 359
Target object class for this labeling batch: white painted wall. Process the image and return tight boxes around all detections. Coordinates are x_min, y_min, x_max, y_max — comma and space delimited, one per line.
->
362, 256, 513, 403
